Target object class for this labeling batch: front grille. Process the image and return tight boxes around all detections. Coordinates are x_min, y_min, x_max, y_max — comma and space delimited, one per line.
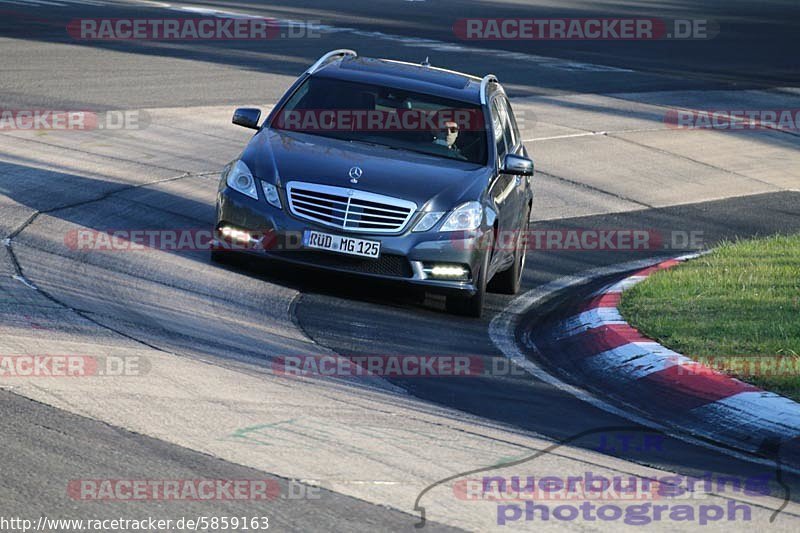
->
286, 181, 417, 234
280, 251, 413, 278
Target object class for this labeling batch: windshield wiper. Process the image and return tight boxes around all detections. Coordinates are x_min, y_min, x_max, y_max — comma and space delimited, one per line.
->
346, 138, 468, 163
347, 139, 432, 156
345, 138, 398, 150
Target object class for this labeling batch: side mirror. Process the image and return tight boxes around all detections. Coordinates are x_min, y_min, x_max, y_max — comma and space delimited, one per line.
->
232, 108, 262, 129
502, 154, 534, 176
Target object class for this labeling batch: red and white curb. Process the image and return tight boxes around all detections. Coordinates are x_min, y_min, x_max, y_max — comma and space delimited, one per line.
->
549, 254, 800, 458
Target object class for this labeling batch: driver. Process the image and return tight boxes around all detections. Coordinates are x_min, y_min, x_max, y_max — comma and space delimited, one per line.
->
433, 120, 461, 152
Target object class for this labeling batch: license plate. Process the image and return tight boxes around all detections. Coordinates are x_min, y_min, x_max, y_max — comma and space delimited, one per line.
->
303, 230, 381, 258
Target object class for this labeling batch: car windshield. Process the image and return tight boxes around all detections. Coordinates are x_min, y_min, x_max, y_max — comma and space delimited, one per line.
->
271, 77, 488, 165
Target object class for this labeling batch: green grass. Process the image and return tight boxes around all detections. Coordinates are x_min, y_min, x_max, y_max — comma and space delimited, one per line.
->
619, 234, 800, 400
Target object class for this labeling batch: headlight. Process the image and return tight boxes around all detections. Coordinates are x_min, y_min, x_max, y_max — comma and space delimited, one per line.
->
440, 201, 483, 232
261, 181, 282, 209
225, 160, 258, 200
413, 211, 444, 232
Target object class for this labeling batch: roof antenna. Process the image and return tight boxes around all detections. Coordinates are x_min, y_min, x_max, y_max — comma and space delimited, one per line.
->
421, 56, 430, 67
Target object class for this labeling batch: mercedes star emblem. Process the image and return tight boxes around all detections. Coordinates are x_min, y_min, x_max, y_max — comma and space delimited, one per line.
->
348, 166, 363, 183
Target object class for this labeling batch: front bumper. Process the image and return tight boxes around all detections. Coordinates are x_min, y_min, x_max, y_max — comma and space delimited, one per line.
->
215, 187, 489, 296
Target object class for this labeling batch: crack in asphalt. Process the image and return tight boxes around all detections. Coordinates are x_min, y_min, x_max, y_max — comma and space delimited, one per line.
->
602, 92, 800, 139
1, 133, 191, 174
608, 133, 790, 190
8, 237, 313, 357
4, 171, 203, 357
413, 425, 793, 528
2, 170, 369, 385
536, 169, 654, 208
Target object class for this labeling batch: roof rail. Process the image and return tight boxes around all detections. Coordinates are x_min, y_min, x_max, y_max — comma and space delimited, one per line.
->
479, 74, 498, 105
305, 49, 357, 75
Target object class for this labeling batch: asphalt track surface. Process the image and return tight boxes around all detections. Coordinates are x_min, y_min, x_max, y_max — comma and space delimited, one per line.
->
1, 0, 799, 531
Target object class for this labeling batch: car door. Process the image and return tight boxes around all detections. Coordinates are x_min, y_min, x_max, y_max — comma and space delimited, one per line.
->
497, 95, 527, 232
488, 96, 519, 265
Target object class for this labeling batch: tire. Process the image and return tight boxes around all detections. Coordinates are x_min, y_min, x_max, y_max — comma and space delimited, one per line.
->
489, 208, 529, 295
210, 227, 242, 265
446, 233, 492, 318
210, 236, 240, 265
210, 249, 228, 264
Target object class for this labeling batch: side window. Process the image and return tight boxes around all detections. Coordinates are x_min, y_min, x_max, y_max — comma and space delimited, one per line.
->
492, 99, 507, 161
497, 96, 519, 152
500, 97, 520, 150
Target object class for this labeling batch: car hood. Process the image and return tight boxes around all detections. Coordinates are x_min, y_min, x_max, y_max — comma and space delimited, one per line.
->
243, 129, 488, 210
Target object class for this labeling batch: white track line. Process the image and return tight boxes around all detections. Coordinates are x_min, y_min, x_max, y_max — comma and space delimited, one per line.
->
524, 131, 608, 142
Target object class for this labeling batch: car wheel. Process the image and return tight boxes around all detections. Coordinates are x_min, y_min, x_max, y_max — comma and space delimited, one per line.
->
446, 233, 492, 318
210, 234, 236, 265
210, 249, 228, 263
489, 208, 529, 295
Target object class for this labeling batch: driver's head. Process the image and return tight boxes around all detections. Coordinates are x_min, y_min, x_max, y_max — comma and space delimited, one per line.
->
438, 120, 459, 148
